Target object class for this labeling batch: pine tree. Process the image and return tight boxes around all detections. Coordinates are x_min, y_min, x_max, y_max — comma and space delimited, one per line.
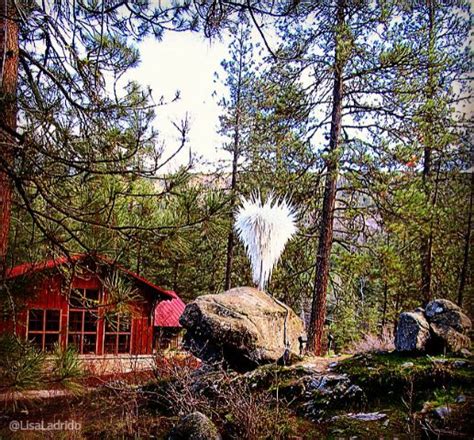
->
0, 0, 19, 273
272, 0, 434, 354
0, 1, 302, 274
217, 21, 257, 290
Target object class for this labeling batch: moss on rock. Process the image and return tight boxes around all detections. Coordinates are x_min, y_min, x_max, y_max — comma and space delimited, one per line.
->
334, 352, 473, 399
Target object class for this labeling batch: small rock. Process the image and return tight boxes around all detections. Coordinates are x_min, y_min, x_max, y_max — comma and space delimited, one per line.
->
303, 374, 366, 421
168, 412, 221, 440
455, 395, 466, 403
328, 362, 338, 369
453, 360, 467, 368
402, 362, 414, 368
345, 412, 387, 421
433, 406, 451, 420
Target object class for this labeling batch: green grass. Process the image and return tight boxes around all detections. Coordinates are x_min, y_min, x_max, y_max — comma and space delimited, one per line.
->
335, 352, 473, 395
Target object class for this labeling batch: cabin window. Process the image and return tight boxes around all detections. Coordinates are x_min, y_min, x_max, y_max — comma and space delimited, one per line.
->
104, 314, 131, 354
68, 310, 98, 354
68, 288, 99, 354
70, 288, 100, 308
27, 309, 61, 352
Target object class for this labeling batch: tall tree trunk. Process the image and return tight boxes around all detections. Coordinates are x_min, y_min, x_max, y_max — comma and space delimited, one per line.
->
381, 233, 390, 331
420, 0, 436, 304
458, 171, 473, 306
224, 137, 239, 290
420, 146, 433, 303
0, 1, 19, 275
381, 280, 388, 331
224, 38, 244, 291
306, 0, 345, 355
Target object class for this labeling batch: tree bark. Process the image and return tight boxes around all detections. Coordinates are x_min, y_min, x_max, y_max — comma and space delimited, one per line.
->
457, 171, 473, 307
224, 33, 244, 291
0, 1, 19, 275
380, 233, 390, 331
306, 0, 345, 355
420, 146, 433, 303
224, 137, 239, 290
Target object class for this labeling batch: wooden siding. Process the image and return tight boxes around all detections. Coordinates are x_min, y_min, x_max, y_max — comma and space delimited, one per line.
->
6, 273, 156, 355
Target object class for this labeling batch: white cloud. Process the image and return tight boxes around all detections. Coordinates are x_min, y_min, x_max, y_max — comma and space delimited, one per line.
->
129, 32, 230, 171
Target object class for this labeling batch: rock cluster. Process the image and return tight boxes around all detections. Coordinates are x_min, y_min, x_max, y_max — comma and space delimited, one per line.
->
301, 373, 366, 421
395, 299, 471, 354
179, 287, 306, 371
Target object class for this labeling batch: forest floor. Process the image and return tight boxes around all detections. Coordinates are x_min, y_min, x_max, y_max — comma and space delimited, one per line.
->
0, 352, 472, 439
0, 354, 348, 403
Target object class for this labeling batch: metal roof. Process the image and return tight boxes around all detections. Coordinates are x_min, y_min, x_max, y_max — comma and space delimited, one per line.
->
154, 296, 186, 327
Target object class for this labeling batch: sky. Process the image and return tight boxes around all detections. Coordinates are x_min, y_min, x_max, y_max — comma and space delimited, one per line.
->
130, 32, 230, 171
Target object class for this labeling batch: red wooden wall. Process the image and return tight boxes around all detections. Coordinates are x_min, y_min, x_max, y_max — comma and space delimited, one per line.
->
3, 272, 156, 355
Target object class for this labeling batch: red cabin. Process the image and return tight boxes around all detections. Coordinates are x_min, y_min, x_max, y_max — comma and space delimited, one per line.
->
1, 254, 185, 363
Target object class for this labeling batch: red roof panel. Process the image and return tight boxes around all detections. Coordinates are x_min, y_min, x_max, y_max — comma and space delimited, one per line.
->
6, 255, 83, 279
154, 296, 186, 327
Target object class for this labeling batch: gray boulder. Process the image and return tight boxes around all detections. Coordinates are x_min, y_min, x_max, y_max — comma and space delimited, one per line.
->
429, 323, 471, 353
168, 412, 221, 440
395, 311, 431, 352
425, 299, 471, 335
179, 287, 305, 372
395, 299, 472, 354
429, 310, 471, 334
432, 405, 452, 420
425, 299, 461, 319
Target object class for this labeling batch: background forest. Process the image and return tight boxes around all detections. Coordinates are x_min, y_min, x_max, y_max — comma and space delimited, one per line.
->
1, 0, 472, 352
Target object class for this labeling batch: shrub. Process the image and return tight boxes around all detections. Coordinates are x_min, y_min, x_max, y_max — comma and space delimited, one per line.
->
147, 358, 296, 439
349, 327, 395, 354
0, 334, 45, 391
220, 380, 296, 440
51, 342, 84, 392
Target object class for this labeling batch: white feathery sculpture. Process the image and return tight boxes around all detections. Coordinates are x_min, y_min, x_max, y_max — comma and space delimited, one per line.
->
234, 192, 298, 291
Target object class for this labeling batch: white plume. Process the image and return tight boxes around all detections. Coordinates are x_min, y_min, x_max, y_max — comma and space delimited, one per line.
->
234, 192, 298, 291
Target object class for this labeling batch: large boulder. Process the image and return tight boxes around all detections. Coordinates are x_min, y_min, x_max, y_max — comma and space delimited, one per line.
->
168, 412, 221, 440
395, 311, 431, 352
426, 299, 471, 334
425, 299, 462, 319
395, 299, 472, 355
179, 287, 306, 371
430, 323, 471, 354
430, 310, 472, 334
